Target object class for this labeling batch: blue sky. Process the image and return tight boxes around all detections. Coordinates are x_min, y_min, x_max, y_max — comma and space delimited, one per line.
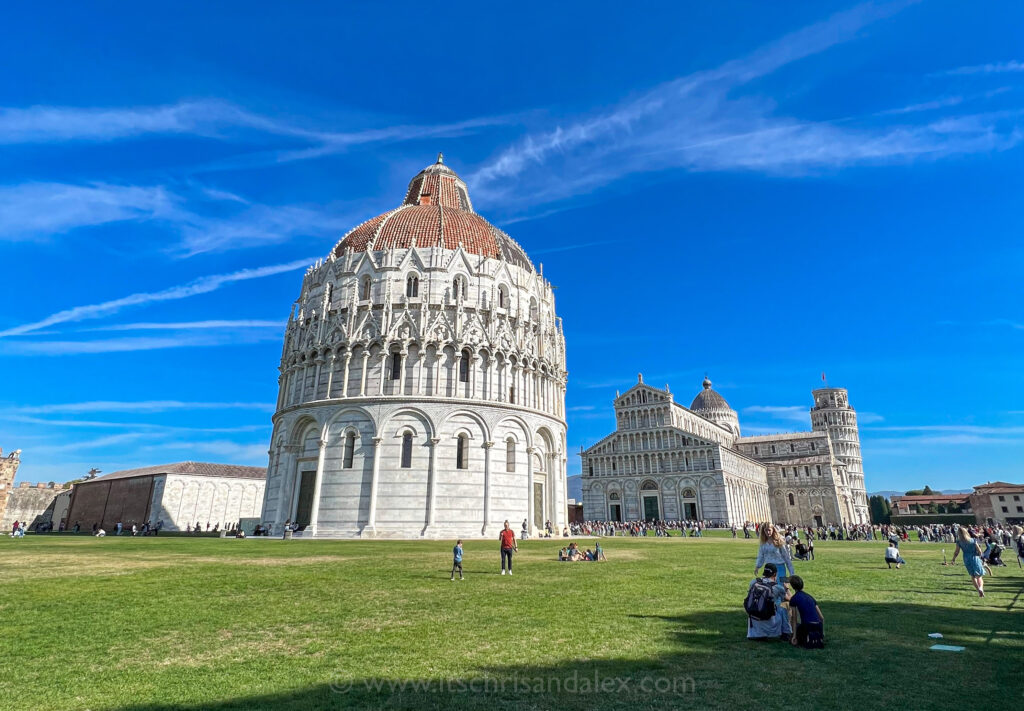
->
1, 1, 1022, 492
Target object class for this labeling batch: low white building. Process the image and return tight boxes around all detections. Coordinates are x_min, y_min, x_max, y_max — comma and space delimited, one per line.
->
65, 462, 266, 532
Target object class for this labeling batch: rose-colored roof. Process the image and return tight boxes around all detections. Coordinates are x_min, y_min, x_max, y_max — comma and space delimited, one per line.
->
334, 154, 534, 272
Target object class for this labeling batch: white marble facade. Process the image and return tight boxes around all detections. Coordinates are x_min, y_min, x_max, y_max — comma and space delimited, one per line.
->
260, 156, 569, 538
581, 377, 870, 527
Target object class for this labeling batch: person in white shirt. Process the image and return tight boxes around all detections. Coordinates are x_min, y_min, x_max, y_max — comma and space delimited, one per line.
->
885, 544, 905, 569
96, 528, 106, 537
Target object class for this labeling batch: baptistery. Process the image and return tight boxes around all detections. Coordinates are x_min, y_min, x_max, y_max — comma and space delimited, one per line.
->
259, 155, 568, 538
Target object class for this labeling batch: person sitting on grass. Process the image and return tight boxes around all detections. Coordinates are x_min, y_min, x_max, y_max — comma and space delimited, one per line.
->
885, 543, 906, 569
558, 547, 568, 561
745, 563, 792, 642
786, 576, 825, 649
794, 541, 809, 560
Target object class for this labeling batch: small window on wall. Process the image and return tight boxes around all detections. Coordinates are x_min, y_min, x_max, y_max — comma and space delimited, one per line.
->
498, 284, 509, 308
788, 493, 795, 506
588, 464, 594, 476
509, 386, 515, 404
506, 439, 516, 473
459, 351, 470, 382
391, 352, 403, 380
406, 274, 419, 298
456, 434, 468, 469
453, 276, 467, 300
816, 465, 822, 476
401, 432, 412, 468
360, 276, 372, 301
343, 432, 356, 469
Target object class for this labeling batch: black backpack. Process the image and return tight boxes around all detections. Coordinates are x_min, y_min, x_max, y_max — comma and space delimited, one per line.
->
744, 579, 776, 621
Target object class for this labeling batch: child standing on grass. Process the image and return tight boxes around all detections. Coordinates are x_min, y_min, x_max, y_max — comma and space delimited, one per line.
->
451, 540, 464, 581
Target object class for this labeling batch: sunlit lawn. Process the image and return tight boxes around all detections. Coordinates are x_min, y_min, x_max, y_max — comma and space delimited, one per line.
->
1, 534, 1021, 710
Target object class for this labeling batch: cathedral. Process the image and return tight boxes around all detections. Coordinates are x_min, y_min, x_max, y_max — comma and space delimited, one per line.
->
259, 155, 568, 538
580, 376, 869, 526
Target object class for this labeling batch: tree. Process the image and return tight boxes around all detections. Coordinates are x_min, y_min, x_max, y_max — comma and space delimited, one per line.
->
869, 495, 892, 524
922, 485, 934, 495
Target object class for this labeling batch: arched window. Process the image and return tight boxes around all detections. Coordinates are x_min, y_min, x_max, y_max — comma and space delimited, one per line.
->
343, 432, 356, 469
682, 488, 696, 498
459, 350, 470, 383
509, 386, 515, 404
498, 284, 509, 309
400, 432, 413, 468
391, 352, 403, 380
360, 276, 372, 301
456, 434, 468, 469
788, 493, 795, 506
453, 275, 466, 300
506, 438, 516, 472
529, 297, 538, 319
640, 480, 658, 491
406, 274, 419, 298
609, 492, 620, 501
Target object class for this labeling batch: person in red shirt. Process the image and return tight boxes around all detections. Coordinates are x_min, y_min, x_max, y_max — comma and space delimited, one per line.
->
499, 520, 518, 575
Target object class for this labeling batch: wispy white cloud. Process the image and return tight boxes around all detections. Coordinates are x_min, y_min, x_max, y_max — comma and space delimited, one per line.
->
2, 414, 268, 434
84, 320, 284, 332
942, 60, 1024, 76
865, 424, 1024, 436
0, 182, 178, 241
468, 2, 1023, 215
0, 258, 312, 338
16, 400, 275, 414
986, 318, 1024, 330
0, 99, 512, 151
857, 412, 886, 424
0, 332, 280, 356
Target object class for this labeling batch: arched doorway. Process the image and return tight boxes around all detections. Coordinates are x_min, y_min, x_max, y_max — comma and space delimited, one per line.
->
608, 492, 622, 522
640, 480, 660, 521
680, 487, 698, 521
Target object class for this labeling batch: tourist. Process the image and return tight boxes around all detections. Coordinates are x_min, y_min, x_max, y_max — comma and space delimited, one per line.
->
806, 536, 815, 561
745, 563, 792, 641
786, 576, 825, 649
1014, 526, 1024, 567
754, 524, 794, 578
595, 540, 606, 561
451, 539, 464, 581
794, 540, 808, 561
950, 527, 987, 597
116, 521, 122, 535
885, 542, 906, 569
521, 519, 528, 541
499, 520, 517, 575
95, 527, 106, 537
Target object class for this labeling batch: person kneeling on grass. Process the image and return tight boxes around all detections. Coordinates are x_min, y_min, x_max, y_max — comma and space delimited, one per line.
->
745, 563, 792, 641
794, 541, 809, 561
885, 543, 906, 569
787, 576, 825, 649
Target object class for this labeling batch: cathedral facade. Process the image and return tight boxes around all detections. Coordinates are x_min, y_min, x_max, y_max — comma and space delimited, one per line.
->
259, 156, 568, 538
580, 377, 869, 526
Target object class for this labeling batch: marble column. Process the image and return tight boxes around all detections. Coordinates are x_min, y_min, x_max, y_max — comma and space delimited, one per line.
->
482, 441, 494, 535
307, 432, 328, 536
424, 437, 440, 536
362, 437, 383, 536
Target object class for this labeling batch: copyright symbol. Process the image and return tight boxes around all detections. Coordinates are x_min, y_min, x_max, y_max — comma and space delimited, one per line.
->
329, 673, 353, 694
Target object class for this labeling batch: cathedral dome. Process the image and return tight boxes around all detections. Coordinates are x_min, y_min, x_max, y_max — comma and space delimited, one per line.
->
690, 377, 731, 411
333, 153, 534, 272
690, 377, 740, 436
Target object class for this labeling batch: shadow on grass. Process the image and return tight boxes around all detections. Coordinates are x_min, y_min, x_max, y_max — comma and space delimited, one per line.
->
106, 601, 1023, 711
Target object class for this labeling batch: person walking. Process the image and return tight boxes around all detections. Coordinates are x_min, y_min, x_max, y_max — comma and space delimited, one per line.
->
951, 526, 987, 597
755, 524, 795, 579
500, 520, 518, 576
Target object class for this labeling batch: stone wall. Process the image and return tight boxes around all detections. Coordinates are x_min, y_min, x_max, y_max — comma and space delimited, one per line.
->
0, 482, 70, 531
0, 448, 22, 525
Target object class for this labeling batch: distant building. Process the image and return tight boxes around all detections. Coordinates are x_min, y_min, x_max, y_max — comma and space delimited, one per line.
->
65, 462, 265, 532
969, 482, 1024, 525
889, 493, 972, 516
580, 376, 870, 526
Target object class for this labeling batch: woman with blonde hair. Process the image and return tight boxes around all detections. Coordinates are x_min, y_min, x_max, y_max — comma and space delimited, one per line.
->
950, 526, 986, 597
755, 523, 794, 578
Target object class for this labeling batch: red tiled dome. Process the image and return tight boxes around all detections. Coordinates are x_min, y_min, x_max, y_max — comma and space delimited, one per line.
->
334, 154, 534, 272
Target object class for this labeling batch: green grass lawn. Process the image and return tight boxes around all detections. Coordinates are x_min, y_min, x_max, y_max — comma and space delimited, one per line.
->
1, 535, 1021, 711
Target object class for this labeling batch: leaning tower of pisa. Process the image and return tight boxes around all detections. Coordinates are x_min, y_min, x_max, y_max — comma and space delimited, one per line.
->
810, 388, 869, 523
